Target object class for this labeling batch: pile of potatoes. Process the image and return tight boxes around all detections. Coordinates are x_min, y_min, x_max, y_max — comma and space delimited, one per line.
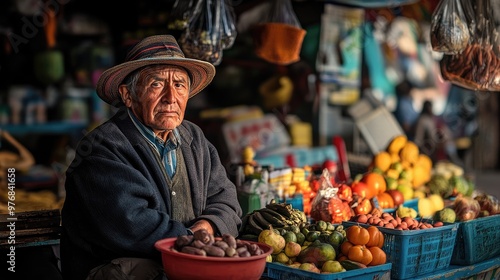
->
173, 229, 265, 257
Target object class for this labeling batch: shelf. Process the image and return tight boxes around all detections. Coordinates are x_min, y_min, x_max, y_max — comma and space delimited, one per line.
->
324, 0, 420, 8
2, 122, 88, 135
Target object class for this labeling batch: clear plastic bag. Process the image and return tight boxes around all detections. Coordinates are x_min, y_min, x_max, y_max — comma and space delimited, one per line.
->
265, 0, 302, 28
310, 169, 351, 223
252, 0, 306, 65
167, 0, 195, 32
179, 0, 223, 65
220, 0, 237, 49
430, 0, 470, 54
440, 0, 500, 91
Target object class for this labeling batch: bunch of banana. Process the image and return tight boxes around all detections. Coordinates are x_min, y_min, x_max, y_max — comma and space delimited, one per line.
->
239, 200, 308, 237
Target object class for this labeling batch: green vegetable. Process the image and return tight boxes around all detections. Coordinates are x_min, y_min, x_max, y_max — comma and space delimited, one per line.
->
428, 174, 453, 198
449, 175, 469, 196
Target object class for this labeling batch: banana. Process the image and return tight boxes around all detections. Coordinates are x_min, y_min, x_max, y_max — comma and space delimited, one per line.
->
246, 214, 265, 235
258, 207, 287, 221
252, 211, 273, 229
265, 203, 292, 218
258, 209, 287, 227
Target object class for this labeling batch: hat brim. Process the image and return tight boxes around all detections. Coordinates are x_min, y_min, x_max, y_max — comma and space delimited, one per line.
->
96, 57, 216, 107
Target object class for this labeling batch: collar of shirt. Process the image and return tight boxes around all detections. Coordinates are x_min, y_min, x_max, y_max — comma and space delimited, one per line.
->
128, 109, 180, 177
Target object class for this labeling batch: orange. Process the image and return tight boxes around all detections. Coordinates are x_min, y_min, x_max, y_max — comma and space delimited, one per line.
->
399, 141, 419, 164
416, 154, 433, 171
361, 172, 387, 196
372, 151, 392, 172
387, 135, 407, 154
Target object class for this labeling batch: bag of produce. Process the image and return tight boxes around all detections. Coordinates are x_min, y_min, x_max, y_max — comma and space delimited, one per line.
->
310, 169, 351, 224
179, 0, 223, 65
220, 0, 237, 50
166, 0, 195, 36
252, 0, 306, 65
439, 0, 500, 91
430, 0, 471, 54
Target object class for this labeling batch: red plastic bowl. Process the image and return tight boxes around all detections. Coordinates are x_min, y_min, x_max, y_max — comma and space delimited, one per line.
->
154, 237, 273, 280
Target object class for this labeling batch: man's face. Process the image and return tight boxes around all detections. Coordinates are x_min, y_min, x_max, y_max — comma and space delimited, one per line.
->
121, 65, 190, 135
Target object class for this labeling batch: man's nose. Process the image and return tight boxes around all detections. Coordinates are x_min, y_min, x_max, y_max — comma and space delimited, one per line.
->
161, 86, 175, 103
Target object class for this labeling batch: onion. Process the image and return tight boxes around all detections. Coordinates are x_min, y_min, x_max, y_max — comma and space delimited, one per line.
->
453, 196, 480, 221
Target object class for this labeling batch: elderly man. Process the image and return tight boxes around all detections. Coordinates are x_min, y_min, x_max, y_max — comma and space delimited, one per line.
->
61, 35, 242, 280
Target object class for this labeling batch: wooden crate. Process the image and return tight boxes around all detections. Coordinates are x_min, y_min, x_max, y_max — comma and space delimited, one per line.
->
1, 209, 61, 248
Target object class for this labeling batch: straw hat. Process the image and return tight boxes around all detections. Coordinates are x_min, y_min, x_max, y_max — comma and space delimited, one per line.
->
96, 35, 216, 106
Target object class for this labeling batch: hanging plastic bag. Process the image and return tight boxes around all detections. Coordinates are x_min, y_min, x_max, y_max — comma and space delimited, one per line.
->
167, 0, 195, 35
252, 0, 306, 65
440, 0, 500, 91
430, 0, 470, 54
179, 0, 223, 65
220, 0, 237, 49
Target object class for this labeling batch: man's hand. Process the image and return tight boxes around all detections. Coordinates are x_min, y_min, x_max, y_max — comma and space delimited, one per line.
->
189, 220, 215, 235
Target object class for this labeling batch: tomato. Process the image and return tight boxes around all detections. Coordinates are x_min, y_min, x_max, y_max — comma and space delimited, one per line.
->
340, 240, 354, 256
351, 180, 375, 200
347, 245, 373, 265
346, 225, 370, 245
337, 183, 353, 202
366, 226, 385, 248
376, 192, 395, 209
367, 246, 387, 266
361, 172, 387, 196
354, 197, 373, 215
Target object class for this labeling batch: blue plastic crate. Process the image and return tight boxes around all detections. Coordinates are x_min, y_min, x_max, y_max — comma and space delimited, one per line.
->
278, 194, 304, 212
265, 262, 391, 280
343, 221, 459, 279
383, 198, 419, 214
451, 215, 500, 265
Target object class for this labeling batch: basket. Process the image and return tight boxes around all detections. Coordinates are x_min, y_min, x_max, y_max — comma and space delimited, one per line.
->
343, 221, 459, 279
265, 262, 391, 280
451, 215, 500, 265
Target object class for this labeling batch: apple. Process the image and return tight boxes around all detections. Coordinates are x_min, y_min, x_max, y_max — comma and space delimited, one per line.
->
386, 190, 405, 206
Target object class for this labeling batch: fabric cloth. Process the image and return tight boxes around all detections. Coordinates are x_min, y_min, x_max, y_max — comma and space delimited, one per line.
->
61, 106, 242, 280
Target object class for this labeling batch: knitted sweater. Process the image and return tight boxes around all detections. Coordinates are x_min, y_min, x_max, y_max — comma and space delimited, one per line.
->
61, 107, 242, 280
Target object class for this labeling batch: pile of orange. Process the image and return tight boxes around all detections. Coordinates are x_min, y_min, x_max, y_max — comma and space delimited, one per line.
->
338, 225, 387, 267
371, 135, 433, 189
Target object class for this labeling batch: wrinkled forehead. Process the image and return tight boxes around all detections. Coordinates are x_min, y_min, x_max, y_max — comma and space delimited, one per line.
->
137, 64, 189, 78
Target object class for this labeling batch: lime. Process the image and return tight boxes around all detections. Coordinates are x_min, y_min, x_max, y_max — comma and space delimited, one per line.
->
283, 231, 297, 244
295, 232, 306, 246
306, 231, 320, 242
315, 220, 328, 232
328, 231, 344, 248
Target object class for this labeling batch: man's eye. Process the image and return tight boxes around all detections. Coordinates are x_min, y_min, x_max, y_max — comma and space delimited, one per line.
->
151, 82, 163, 88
